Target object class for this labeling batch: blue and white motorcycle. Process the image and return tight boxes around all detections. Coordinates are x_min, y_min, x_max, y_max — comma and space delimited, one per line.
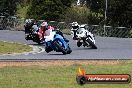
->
44, 30, 72, 54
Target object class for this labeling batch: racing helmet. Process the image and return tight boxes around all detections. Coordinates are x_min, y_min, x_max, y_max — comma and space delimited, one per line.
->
41, 21, 48, 27
24, 19, 33, 28
72, 22, 79, 29
40, 21, 48, 31
25, 19, 32, 24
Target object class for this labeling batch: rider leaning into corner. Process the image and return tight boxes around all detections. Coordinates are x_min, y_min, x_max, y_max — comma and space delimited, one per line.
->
71, 22, 89, 47
38, 21, 68, 43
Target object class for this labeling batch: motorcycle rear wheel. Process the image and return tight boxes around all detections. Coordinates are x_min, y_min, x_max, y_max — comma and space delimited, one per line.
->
45, 46, 53, 53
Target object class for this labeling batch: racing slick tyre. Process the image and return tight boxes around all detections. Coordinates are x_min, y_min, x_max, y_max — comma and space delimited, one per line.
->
37, 40, 41, 44
86, 38, 97, 49
25, 34, 30, 40
32, 34, 42, 44
45, 46, 53, 53
25, 36, 28, 40
53, 41, 67, 55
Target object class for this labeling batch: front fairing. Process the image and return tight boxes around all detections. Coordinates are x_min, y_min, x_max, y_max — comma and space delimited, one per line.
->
53, 34, 68, 49
45, 34, 68, 52
76, 28, 88, 38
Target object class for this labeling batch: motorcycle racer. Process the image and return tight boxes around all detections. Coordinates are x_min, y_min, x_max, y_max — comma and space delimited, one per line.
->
38, 21, 48, 43
71, 22, 97, 48
39, 21, 68, 43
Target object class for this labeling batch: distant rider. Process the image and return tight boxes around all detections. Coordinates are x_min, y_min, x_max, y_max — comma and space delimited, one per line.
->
24, 19, 39, 34
24, 19, 32, 33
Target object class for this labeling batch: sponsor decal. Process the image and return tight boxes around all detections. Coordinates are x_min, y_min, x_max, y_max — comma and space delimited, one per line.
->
76, 67, 131, 85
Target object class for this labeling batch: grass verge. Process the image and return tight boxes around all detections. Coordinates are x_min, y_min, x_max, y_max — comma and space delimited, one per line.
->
0, 60, 131, 88
0, 41, 32, 55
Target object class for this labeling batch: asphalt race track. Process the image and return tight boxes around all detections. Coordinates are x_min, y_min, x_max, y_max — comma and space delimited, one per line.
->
0, 30, 132, 60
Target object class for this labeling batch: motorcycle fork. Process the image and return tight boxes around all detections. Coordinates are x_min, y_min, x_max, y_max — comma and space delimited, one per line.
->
87, 35, 95, 44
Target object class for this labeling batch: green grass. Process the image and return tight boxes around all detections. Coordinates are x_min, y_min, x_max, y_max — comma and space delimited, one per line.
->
0, 41, 32, 54
0, 62, 132, 88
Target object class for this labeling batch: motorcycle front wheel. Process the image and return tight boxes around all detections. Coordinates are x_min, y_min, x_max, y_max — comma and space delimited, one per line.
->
86, 38, 97, 49
53, 41, 67, 55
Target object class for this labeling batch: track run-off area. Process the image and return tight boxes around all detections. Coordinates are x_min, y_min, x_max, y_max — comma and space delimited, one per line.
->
0, 30, 132, 60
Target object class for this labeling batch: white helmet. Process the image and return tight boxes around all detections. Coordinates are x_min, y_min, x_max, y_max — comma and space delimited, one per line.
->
72, 22, 79, 29
25, 19, 32, 24
41, 21, 48, 27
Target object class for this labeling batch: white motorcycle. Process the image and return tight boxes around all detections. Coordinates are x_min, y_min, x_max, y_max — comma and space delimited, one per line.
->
71, 23, 97, 49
